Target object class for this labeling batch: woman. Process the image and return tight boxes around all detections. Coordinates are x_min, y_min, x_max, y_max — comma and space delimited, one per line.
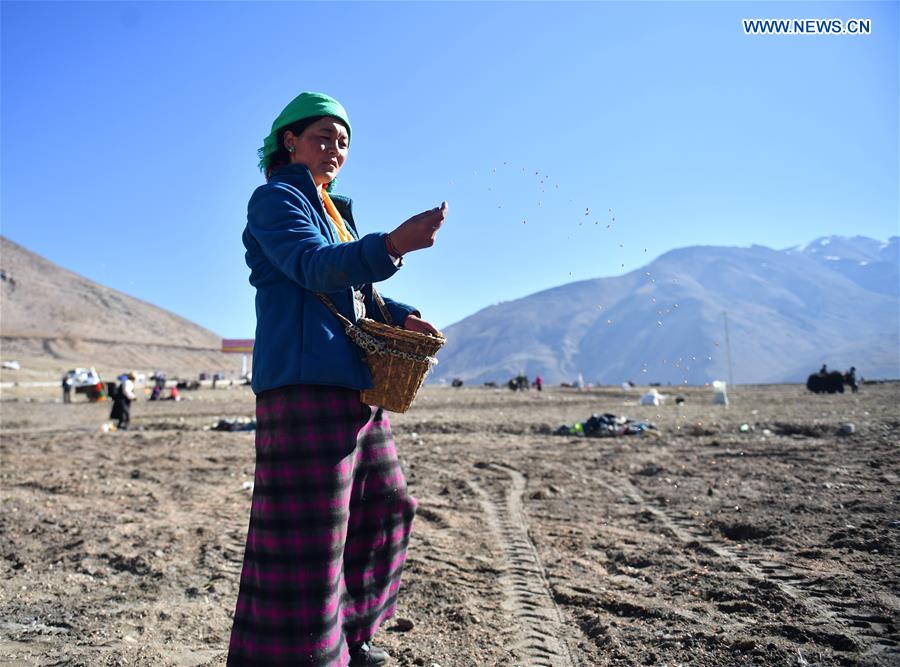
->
228, 92, 446, 666
110, 371, 136, 429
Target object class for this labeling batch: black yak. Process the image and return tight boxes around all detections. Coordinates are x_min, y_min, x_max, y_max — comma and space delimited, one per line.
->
507, 374, 529, 391
806, 371, 847, 394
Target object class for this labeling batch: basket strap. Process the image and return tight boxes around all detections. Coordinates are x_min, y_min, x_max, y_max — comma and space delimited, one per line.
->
317, 289, 393, 326
370, 286, 394, 326
316, 292, 438, 365
316, 292, 355, 329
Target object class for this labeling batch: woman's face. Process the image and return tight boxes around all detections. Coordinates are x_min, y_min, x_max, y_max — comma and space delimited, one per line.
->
284, 117, 349, 188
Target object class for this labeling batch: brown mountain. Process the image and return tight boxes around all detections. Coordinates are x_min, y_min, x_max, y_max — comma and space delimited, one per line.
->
433, 235, 899, 385
0, 236, 240, 381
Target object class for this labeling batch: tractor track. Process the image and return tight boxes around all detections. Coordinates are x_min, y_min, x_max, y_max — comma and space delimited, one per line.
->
469, 463, 576, 667
596, 474, 899, 660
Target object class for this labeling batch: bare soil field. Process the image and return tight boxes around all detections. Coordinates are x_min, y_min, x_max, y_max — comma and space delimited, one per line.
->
1, 383, 898, 666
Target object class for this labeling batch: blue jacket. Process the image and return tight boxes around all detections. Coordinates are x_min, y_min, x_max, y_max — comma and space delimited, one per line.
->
243, 164, 418, 394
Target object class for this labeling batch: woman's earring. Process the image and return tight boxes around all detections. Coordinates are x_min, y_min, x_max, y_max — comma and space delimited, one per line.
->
287, 145, 295, 153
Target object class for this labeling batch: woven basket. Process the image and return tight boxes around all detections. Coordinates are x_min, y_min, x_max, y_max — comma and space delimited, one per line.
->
318, 290, 445, 413
356, 318, 445, 412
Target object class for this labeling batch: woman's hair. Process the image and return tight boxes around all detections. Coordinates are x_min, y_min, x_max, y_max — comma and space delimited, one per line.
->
264, 115, 326, 179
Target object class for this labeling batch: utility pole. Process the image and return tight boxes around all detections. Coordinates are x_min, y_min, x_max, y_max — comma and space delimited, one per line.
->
723, 312, 735, 389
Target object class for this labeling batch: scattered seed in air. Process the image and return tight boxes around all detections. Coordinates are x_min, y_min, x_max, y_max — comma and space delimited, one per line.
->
673, 304, 679, 308
657, 321, 663, 327
607, 319, 614, 325
522, 219, 527, 224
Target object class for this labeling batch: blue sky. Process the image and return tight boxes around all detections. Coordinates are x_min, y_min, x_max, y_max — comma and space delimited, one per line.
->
2, 1, 897, 337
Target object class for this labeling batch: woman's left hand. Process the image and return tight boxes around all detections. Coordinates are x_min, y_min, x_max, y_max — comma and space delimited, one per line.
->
404, 314, 441, 336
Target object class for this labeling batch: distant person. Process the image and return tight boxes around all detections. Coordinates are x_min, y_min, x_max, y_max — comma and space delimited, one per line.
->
149, 379, 164, 401
62, 375, 72, 404
846, 366, 859, 393
820, 363, 828, 375
534, 375, 543, 392
228, 91, 446, 667
166, 385, 180, 401
110, 372, 136, 430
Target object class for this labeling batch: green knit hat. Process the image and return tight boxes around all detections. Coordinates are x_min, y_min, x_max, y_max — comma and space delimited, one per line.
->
258, 91, 352, 174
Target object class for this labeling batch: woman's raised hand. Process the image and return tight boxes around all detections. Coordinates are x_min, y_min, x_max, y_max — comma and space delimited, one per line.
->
388, 202, 448, 255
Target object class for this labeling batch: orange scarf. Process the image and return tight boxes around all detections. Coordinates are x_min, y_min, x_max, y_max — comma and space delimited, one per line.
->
320, 189, 354, 243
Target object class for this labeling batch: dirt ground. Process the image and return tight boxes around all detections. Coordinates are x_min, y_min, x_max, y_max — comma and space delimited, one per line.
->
1, 382, 898, 666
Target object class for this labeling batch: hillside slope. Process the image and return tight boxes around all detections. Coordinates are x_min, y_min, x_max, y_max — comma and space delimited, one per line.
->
1, 236, 239, 380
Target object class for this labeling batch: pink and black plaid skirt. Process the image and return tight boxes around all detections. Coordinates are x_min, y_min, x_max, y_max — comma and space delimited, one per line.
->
227, 384, 417, 666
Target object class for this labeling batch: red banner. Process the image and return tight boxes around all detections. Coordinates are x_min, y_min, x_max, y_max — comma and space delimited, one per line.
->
222, 338, 254, 353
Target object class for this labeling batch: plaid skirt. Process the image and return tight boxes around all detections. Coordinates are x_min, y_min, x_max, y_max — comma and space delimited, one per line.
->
227, 384, 417, 666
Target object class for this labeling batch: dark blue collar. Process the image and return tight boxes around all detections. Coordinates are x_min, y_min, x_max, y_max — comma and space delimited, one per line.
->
268, 164, 358, 239
269, 163, 319, 203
